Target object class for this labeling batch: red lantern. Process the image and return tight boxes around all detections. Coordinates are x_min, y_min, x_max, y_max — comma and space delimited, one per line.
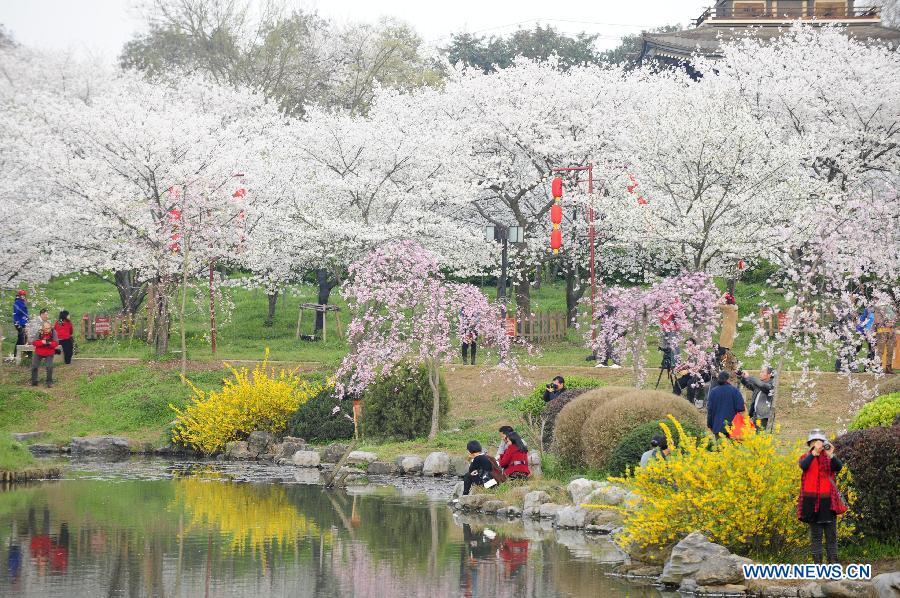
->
233, 188, 246, 199
550, 203, 562, 225
627, 174, 638, 194
737, 259, 747, 271
550, 229, 562, 251
637, 196, 648, 206
551, 177, 563, 199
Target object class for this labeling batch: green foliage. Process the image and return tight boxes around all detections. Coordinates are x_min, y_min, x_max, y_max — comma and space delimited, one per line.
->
834, 422, 900, 542
582, 390, 705, 470
541, 387, 593, 446
606, 419, 706, 476
553, 387, 632, 466
0, 435, 35, 471
287, 387, 355, 443
849, 393, 900, 430
360, 361, 448, 441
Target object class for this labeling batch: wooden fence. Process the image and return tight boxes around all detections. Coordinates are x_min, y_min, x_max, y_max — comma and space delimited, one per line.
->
81, 313, 148, 341
507, 312, 568, 342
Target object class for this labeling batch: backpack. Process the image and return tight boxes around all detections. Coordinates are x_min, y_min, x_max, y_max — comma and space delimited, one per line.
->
486, 455, 507, 484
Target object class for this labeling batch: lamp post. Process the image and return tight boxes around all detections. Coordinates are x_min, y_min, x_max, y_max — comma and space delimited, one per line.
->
484, 224, 524, 300
550, 163, 599, 342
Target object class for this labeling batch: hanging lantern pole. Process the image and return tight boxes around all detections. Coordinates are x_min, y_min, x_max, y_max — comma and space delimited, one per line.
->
550, 164, 599, 343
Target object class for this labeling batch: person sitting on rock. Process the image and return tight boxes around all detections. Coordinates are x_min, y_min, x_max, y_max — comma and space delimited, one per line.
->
462, 440, 495, 496
497, 425, 530, 480
640, 434, 671, 467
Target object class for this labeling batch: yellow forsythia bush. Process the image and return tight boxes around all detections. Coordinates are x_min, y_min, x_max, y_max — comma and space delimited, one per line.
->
612, 416, 855, 556
170, 351, 324, 454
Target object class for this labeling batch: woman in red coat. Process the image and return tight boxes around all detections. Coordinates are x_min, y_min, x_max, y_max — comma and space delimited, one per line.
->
497, 426, 530, 479
54, 310, 74, 365
31, 321, 58, 387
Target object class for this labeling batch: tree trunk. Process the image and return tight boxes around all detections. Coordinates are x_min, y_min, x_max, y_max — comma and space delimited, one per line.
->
151, 281, 170, 356
179, 240, 191, 379
565, 264, 586, 328
515, 265, 531, 317
265, 293, 277, 327
497, 239, 509, 300
427, 360, 441, 441
532, 263, 542, 290
315, 269, 337, 336
114, 270, 148, 314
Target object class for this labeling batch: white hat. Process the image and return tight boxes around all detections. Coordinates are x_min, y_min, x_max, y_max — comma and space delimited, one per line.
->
806, 429, 828, 445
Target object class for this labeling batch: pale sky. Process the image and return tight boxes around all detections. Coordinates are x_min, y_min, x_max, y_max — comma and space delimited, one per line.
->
1, 0, 709, 59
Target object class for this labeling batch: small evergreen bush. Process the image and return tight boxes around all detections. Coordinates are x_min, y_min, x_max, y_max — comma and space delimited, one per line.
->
606, 418, 706, 476
849, 393, 900, 431
553, 387, 632, 466
581, 390, 704, 470
834, 422, 900, 541
360, 361, 448, 440
287, 386, 355, 443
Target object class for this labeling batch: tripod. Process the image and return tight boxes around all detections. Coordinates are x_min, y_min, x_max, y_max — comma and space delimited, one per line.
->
655, 346, 675, 390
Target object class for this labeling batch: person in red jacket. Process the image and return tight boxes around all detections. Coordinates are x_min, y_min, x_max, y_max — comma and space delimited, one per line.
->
31, 321, 58, 387
497, 426, 530, 479
798, 429, 845, 564
54, 310, 74, 364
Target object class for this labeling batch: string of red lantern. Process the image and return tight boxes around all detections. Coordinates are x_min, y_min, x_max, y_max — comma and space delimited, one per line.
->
550, 176, 563, 253
627, 174, 648, 205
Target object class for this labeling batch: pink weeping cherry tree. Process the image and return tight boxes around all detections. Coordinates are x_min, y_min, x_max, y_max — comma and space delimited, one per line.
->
587, 272, 721, 387
335, 240, 524, 440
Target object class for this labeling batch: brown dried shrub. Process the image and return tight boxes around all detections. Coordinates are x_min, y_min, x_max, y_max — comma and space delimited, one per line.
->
552, 386, 632, 466
581, 389, 705, 470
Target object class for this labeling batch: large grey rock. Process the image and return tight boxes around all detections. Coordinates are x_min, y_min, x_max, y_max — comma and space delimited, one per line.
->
457, 494, 491, 510
481, 500, 507, 513
321, 444, 349, 463
367, 461, 398, 475
449, 456, 469, 476
422, 451, 451, 476
872, 573, 900, 598
11, 431, 46, 442
224, 441, 252, 460
273, 437, 308, 461
623, 541, 672, 566
660, 532, 751, 587
555, 506, 590, 528
70, 436, 131, 456
346, 451, 378, 465
395, 455, 424, 474
797, 582, 826, 598
567, 478, 607, 505
246, 431, 275, 457
523, 491, 552, 517
584, 485, 627, 507
693, 584, 748, 596
528, 452, 542, 475
291, 450, 321, 467
539, 503, 564, 519
821, 580, 876, 598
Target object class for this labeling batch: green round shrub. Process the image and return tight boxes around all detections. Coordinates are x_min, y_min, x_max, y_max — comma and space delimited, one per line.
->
581, 390, 705, 470
553, 386, 632, 466
287, 387, 355, 443
360, 361, 448, 440
834, 422, 900, 542
849, 393, 900, 431
513, 376, 604, 421
606, 418, 706, 476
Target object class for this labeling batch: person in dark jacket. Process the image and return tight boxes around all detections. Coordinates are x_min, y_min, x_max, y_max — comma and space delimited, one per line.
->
54, 311, 74, 365
706, 370, 745, 437
740, 366, 776, 430
31, 321, 58, 387
13, 290, 28, 347
542, 376, 565, 402
798, 429, 844, 564
496, 426, 530, 479
462, 440, 494, 496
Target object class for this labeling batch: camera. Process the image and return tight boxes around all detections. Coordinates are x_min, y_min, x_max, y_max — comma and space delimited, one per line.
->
824, 443, 832, 451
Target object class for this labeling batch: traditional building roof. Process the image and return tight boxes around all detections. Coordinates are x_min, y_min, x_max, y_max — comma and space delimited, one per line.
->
638, 2, 900, 66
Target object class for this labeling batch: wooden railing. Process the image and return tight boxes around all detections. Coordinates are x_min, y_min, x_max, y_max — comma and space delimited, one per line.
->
81, 313, 148, 341
695, 4, 879, 25
506, 312, 569, 342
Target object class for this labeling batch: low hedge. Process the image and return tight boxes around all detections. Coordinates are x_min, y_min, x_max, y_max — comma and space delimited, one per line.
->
606, 418, 706, 476
849, 393, 900, 431
582, 390, 705, 470
553, 386, 632, 466
834, 422, 900, 542
513, 376, 605, 421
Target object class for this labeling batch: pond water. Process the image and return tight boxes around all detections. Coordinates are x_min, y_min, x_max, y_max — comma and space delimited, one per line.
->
0, 459, 670, 598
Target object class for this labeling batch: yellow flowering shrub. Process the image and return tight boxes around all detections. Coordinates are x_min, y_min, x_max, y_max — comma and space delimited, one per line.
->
607, 416, 855, 556
170, 350, 325, 453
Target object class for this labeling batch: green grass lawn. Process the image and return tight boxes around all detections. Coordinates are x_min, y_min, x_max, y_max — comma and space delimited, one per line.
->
0, 435, 36, 471
1, 272, 835, 371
